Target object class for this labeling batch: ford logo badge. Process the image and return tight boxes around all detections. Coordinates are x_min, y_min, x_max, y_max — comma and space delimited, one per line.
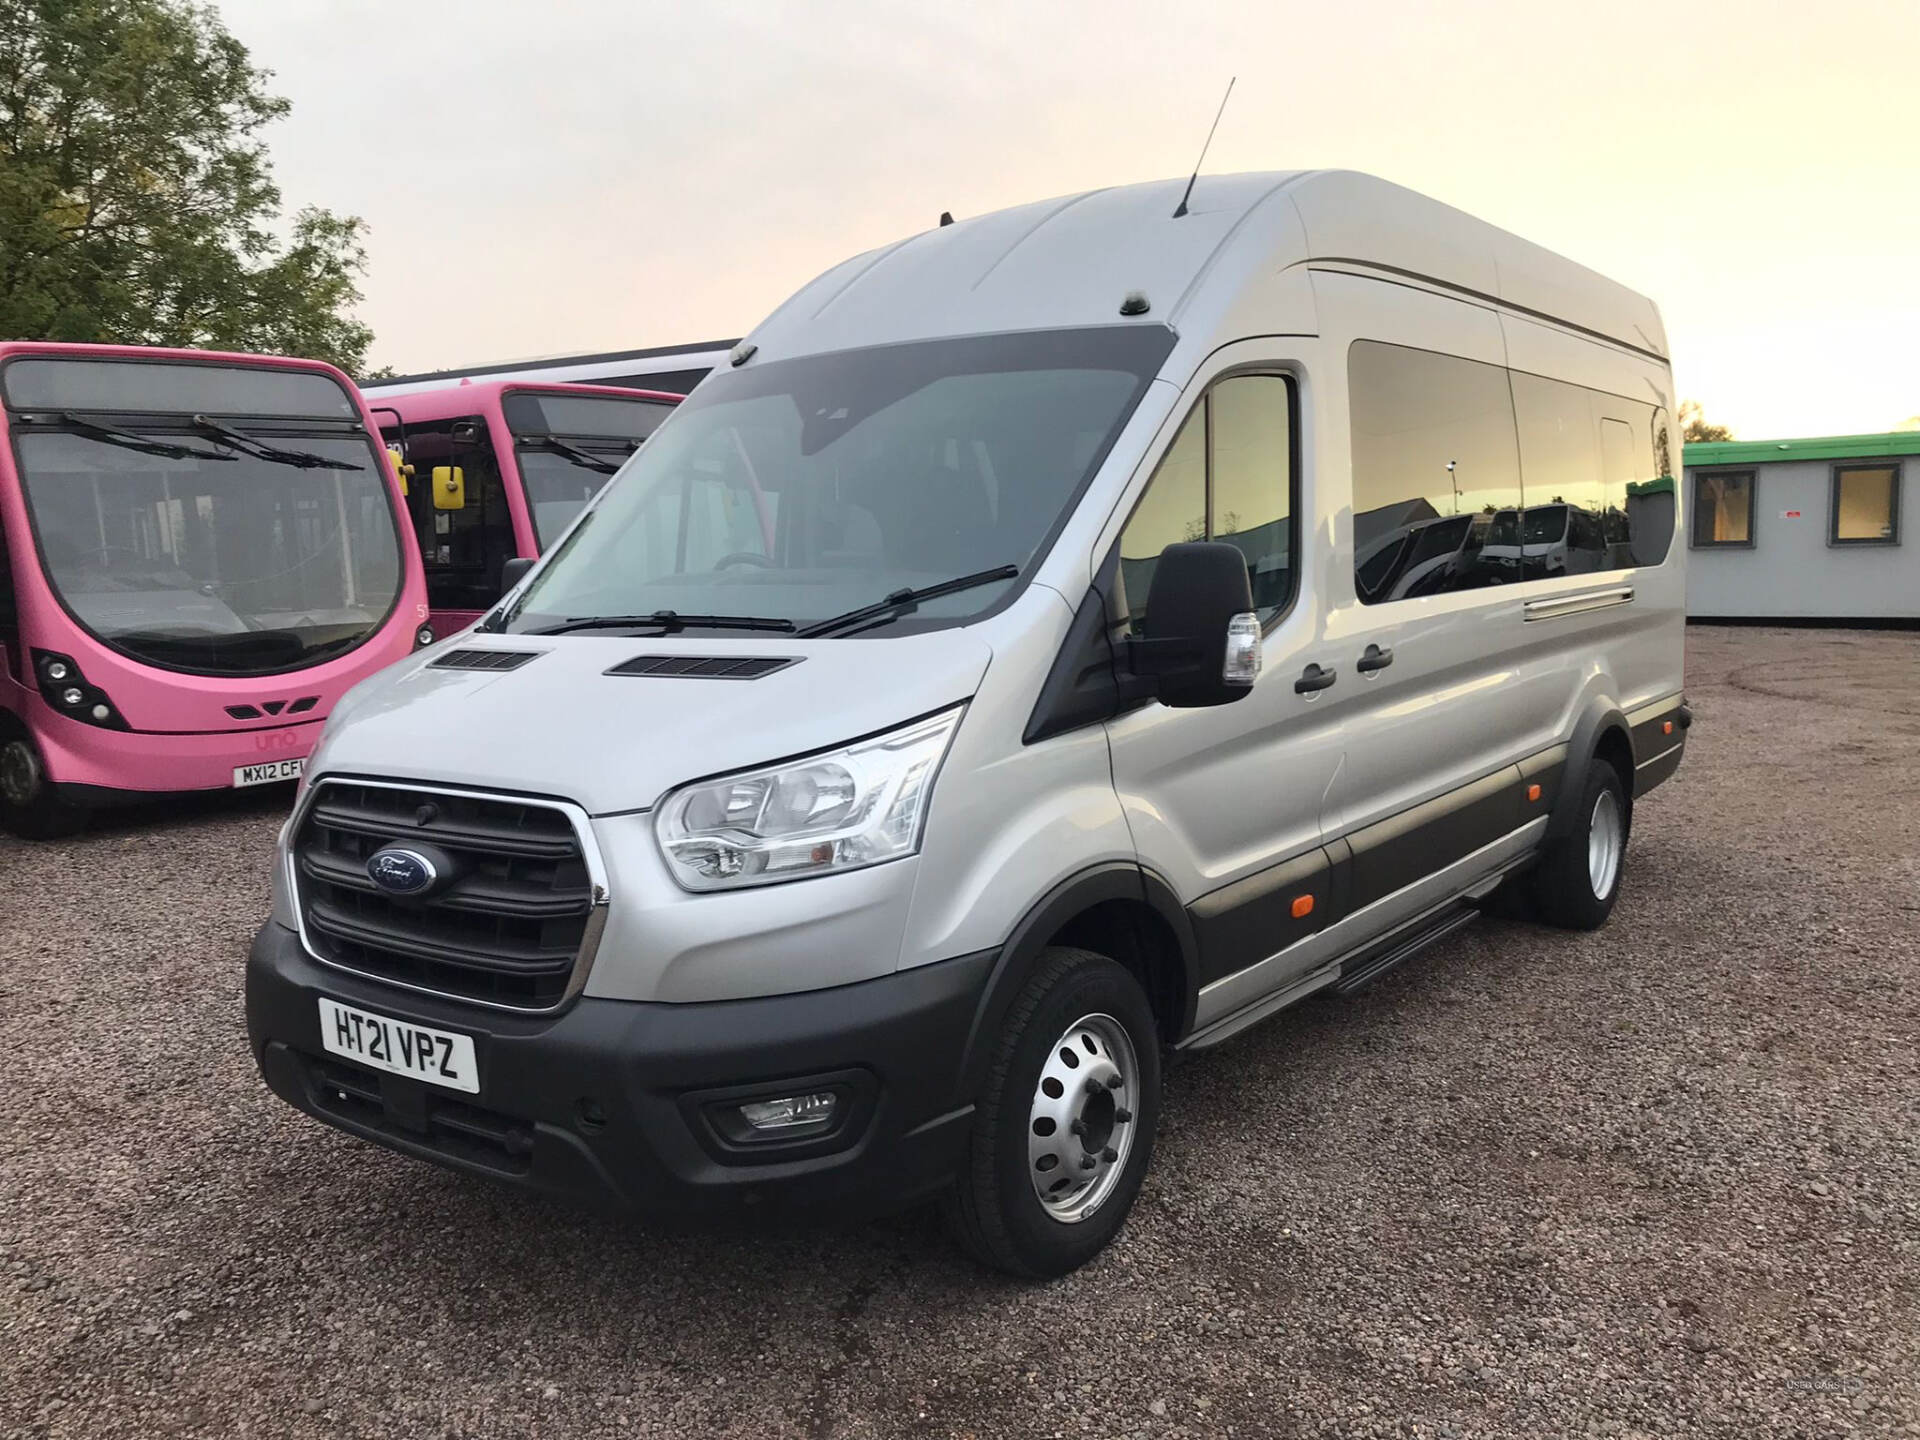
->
367, 846, 438, 895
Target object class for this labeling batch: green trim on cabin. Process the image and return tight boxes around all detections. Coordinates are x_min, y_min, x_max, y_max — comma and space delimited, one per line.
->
1626, 476, 1675, 497
1683, 430, 1920, 468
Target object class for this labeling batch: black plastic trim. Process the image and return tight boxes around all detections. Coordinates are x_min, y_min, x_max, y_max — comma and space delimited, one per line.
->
1189, 846, 1331, 985
1345, 765, 1521, 913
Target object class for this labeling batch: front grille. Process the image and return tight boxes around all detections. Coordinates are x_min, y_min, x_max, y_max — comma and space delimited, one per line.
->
307, 1056, 533, 1174
292, 779, 599, 1011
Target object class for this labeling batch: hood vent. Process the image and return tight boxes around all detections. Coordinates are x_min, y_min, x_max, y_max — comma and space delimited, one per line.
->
606, 654, 800, 680
430, 649, 544, 672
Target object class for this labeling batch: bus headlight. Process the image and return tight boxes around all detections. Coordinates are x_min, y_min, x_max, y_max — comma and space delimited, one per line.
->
414, 624, 436, 649
32, 650, 128, 731
655, 707, 963, 891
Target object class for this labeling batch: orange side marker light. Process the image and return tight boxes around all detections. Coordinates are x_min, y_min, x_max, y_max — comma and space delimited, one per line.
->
1290, 894, 1314, 919
1527, 783, 1542, 802
1663, 720, 1674, 735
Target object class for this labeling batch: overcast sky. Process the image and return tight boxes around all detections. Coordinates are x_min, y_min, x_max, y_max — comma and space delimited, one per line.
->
213, 0, 1919, 438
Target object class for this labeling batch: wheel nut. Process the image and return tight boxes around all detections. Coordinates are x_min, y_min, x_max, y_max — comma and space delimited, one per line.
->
1102, 1147, 1118, 1163
1114, 1108, 1132, 1123
1085, 1077, 1104, 1097
1106, 1075, 1123, 1090
1080, 1156, 1098, 1171
1069, 1119, 1087, 1138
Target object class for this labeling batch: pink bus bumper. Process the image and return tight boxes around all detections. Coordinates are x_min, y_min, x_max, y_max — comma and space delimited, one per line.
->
38, 712, 323, 799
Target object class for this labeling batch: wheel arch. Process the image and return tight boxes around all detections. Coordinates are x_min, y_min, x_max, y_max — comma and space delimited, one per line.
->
952, 863, 1197, 1105
1548, 698, 1634, 842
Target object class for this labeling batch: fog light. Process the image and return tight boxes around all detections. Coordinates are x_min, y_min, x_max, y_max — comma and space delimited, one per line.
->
738, 1092, 838, 1132
60, 686, 85, 707
414, 624, 435, 649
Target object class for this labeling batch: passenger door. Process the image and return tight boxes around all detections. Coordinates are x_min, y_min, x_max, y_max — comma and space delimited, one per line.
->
1310, 276, 1564, 929
1103, 349, 1346, 999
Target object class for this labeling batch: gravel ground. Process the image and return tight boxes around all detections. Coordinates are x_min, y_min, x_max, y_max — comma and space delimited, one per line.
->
2, 624, 1917, 1439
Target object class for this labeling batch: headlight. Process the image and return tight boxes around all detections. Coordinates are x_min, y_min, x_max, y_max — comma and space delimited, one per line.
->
655, 707, 963, 891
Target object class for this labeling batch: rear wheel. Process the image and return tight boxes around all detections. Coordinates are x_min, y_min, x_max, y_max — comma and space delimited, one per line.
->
0, 722, 87, 840
1527, 759, 1628, 930
944, 946, 1161, 1277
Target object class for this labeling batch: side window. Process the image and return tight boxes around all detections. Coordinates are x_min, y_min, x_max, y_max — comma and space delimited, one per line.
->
1692, 470, 1755, 548
1117, 406, 1204, 635
1208, 375, 1294, 619
1511, 373, 1607, 580
1117, 373, 1296, 636
1629, 408, 1677, 565
1831, 464, 1899, 545
1348, 341, 1522, 602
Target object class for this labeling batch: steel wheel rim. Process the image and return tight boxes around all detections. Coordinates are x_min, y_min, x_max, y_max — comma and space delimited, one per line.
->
1588, 788, 1623, 898
1026, 1012, 1139, 1223
0, 739, 40, 807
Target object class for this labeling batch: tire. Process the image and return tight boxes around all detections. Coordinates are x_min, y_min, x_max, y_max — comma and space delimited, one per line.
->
0, 721, 88, 840
1527, 757, 1628, 930
944, 945, 1161, 1278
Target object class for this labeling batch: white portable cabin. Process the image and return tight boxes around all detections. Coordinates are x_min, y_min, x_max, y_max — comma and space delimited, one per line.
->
1683, 432, 1917, 622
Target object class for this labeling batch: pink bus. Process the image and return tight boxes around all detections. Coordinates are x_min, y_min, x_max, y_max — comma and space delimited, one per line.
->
0, 343, 430, 838
367, 379, 679, 636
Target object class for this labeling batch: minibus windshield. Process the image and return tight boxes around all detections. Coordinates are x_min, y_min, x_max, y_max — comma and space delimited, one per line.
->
14, 426, 403, 675
505, 390, 675, 548
503, 326, 1174, 636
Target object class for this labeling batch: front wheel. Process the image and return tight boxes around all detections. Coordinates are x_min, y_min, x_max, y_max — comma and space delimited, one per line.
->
1527, 759, 1628, 930
0, 725, 87, 840
944, 946, 1161, 1277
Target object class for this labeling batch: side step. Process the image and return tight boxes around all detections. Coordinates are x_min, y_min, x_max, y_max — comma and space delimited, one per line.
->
1333, 904, 1479, 994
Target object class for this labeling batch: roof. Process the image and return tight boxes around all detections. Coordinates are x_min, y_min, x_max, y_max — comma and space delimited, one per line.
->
360, 338, 737, 391
745, 170, 1666, 368
1683, 431, 1920, 467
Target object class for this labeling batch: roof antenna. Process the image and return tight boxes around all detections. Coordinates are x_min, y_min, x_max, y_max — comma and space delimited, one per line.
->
1172, 77, 1235, 219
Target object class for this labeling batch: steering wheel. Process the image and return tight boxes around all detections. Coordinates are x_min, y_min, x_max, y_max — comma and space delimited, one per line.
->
712, 552, 776, 570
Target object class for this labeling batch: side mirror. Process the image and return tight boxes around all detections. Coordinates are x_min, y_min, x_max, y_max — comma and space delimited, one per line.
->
432, 465, 466, 511
499, 556, 534, 596
386, 446, 413, 497
1124, 541, 1261, 708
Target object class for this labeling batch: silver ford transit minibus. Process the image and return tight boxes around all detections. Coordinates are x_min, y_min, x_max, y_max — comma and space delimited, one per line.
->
247, 171, 1689, 1276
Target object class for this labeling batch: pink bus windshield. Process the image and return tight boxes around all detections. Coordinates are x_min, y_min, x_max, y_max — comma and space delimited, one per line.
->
6, 356, 405, 676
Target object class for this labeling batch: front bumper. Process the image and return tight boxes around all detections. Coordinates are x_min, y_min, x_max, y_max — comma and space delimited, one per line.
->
38, 708, 321, 799
245, 921, 994, 1219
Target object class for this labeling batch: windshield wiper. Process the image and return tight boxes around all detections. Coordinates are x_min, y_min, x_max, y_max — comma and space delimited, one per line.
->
190, 415, 363, 471
530, 610, 797, 637
55, 414, 234, 462
520, 434, 630, 475
798, 564, 1020, 638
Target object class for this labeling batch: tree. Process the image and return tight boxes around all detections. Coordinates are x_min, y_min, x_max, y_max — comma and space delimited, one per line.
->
0, 0, 374, 372
1679, 400, 1732, 444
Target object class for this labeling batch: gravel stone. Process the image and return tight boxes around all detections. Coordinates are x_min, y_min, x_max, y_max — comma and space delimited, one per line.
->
2, 625, 1918, 1437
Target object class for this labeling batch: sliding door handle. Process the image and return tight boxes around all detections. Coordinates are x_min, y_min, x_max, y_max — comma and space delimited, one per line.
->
1356, 644, 1394, 674
1294, 662, 1338, 694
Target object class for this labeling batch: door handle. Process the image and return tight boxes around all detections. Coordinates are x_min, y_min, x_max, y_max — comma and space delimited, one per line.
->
1294, 662, 1337, 694
1356, 643, 1394, 674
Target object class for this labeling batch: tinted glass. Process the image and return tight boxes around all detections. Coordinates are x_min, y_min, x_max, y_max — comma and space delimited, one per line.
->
1832, 465, 1898, 543
1348, 341, 1522, 602
1209, 375, 1294, 619
2, 358, 355, 418
1511, 372, 1608, 579
518, 449, 624, 549
1693, 471, 1754, 546
16, 430, 400, 674
1629, 408, 1677, 565
1118, 407, 1205, 636
501, 391, 675, 440
505, 327, 1174, 635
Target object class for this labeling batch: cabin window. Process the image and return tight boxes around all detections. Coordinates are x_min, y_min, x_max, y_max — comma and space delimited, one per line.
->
1830, 464, 1899, 545
1118, 373, 1296, 634
1347, 341, 1523, 602
1692, 471, 1756, 548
